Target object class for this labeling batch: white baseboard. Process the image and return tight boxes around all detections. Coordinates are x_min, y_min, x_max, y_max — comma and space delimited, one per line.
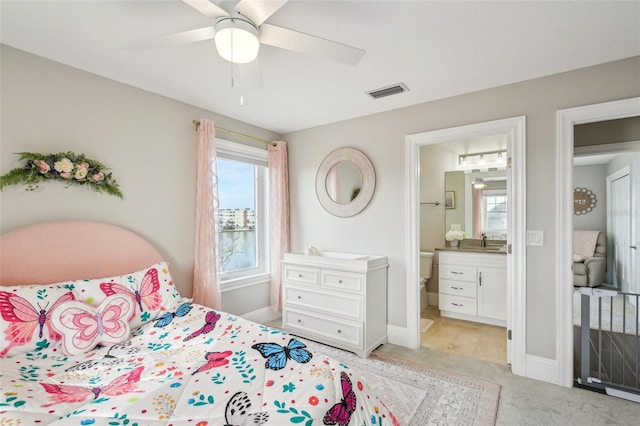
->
525, 354, 559, 385
388, 324, 559, 386
387, 324, 419, 349
241, 307, 281, 325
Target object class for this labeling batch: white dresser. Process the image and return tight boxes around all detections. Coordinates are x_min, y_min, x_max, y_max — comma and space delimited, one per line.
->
281, 252, 388, 357
438, 250, 507, 326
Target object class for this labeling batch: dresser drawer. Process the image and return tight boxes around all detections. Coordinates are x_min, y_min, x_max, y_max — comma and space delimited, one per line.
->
439, 265, 476, 283
321, 270, 364, 293
283, 265, 319, 286
440, 279, 476, 298
283, 309, 362, 348
439, 294, 476, 316
283, 287, 363, 321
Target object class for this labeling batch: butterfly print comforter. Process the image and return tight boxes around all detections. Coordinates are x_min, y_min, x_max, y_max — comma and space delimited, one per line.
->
0, 299, 398, 425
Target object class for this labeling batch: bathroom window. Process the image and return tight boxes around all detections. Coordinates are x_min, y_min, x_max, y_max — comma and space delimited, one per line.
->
483, 192, 507, 238
216, 140, 269, 285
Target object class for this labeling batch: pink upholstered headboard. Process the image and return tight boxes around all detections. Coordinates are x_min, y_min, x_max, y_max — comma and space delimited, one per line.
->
0, 221, 163, 286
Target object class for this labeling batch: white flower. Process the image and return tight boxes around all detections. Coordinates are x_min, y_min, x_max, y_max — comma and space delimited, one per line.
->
445, 229, 466, 241
74, 167, 88, 180
54, 158, 74, 173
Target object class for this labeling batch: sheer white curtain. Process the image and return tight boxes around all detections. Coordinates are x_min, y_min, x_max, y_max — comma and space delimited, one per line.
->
268, 141, 290, 311
192, 119, 222, 309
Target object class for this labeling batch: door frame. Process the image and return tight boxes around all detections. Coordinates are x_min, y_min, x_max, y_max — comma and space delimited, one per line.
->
405, 116, 527, 376
556, 97, 640, 387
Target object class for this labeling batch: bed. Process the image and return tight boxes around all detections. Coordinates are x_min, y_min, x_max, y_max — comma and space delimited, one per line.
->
0, 221, 398, 425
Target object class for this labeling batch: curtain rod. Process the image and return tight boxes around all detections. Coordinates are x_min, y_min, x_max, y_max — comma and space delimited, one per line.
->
192, 120, 271, 145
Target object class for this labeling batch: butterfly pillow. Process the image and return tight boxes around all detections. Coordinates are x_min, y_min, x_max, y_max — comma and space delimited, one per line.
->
71, 262, 181, 329
0, 284, 76, 357
51, 294, 134, 356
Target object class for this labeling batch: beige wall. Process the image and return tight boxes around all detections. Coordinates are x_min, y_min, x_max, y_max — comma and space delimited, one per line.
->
0, 45, 280, 312
283, 56, 640, 359
573, 165, 607, 232
3, 42, 639, 360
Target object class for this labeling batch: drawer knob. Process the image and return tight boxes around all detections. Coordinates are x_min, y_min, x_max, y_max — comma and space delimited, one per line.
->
339, 279, 343, 283
297, 295, 302, 299
298, 274, 303, 278
297, 319, 302, 323
337, 329, 342, 334
452, 303, 463, 307
452, 286, 461, 290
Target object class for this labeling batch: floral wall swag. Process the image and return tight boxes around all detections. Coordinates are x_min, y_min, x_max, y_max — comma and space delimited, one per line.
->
0, 152, 123, 198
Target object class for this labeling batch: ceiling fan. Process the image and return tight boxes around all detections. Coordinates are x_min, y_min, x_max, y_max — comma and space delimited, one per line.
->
124, 0, 366, 66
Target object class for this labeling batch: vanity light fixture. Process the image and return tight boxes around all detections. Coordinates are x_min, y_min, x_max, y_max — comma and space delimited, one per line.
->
458, 150, 507, 171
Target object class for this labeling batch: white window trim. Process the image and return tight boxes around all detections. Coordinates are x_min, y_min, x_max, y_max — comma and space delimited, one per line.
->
216, 139, 270, 287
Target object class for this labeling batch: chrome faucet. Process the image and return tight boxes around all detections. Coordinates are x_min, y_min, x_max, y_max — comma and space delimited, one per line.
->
481, 233, 487, 247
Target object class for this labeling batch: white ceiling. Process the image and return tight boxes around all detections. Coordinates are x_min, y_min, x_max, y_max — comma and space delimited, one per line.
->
1, 1, 639, 134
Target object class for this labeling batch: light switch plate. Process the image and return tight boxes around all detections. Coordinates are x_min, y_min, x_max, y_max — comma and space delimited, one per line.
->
527, 230, 544, 246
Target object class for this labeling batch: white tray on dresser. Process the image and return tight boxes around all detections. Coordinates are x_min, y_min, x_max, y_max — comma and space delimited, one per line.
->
281, 252, 388, 357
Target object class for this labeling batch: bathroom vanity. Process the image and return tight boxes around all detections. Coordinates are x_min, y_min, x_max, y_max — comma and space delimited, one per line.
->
437, 249, 507, 326
281, 252, 388, 357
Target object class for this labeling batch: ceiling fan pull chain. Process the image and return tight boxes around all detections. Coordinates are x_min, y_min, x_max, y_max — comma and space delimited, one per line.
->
240, 64, 245, 106
230, 29, 235, 88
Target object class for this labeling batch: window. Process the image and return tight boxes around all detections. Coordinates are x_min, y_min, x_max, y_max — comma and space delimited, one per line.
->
216, 140, 268, 285
483, 192, 507, 238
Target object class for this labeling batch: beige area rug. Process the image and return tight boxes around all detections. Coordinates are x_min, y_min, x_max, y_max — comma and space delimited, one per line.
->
304, 340, 501, 426
420, 318, 434, 333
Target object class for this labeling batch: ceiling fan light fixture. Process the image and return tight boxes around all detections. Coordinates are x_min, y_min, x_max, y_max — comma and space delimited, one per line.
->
214, 17, 259, 64
473, 178, 486, 189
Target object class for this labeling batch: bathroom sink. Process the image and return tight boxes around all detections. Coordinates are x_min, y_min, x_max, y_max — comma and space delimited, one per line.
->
451, 246, 507, 253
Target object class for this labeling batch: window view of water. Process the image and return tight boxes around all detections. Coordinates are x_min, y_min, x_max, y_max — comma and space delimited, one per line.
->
220, 229, 256, 273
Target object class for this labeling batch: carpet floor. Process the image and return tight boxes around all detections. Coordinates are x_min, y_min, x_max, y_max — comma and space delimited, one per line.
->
303, 339, 501, 425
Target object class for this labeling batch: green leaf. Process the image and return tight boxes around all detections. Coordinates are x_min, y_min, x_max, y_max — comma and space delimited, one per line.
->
14, 400, 26, 407
291, 416, 306, 423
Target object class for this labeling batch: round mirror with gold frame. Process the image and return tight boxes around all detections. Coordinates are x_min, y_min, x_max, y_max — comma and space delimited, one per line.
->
316, 147, 375, 217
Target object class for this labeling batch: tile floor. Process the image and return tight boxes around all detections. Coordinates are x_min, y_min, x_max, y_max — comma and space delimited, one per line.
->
420, 305, 507, 365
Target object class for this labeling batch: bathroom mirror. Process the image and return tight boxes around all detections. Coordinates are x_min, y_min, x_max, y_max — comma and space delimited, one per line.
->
316, 147, 375, 217
445, 169, 507, 239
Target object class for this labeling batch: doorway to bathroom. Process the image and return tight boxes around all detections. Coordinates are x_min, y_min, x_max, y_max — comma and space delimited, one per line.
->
405, 117, 527, 376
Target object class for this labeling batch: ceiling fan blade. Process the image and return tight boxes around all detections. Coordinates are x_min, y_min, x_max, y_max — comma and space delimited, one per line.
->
234, 0, 288, 26
259, 23, 365, 66
182, 0, 229, 19
121, 27, 215, 53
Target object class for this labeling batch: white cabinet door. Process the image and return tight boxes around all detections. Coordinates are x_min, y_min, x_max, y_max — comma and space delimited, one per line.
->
477, 267, 507, 321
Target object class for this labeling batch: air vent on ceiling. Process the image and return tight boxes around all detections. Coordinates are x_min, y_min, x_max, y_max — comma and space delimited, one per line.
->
366, 83, 409, 99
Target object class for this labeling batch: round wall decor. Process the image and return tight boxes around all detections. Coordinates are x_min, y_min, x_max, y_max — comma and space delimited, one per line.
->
574, 187, 597, 215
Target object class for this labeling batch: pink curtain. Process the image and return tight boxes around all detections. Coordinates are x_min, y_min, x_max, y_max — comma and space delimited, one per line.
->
326, 166, 340, 203
268, 141, 290, 311
192, 119, 222, 309
472, 187, 484, 238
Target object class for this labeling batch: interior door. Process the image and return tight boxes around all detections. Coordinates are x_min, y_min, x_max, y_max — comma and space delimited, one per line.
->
609, 169, 631, 293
